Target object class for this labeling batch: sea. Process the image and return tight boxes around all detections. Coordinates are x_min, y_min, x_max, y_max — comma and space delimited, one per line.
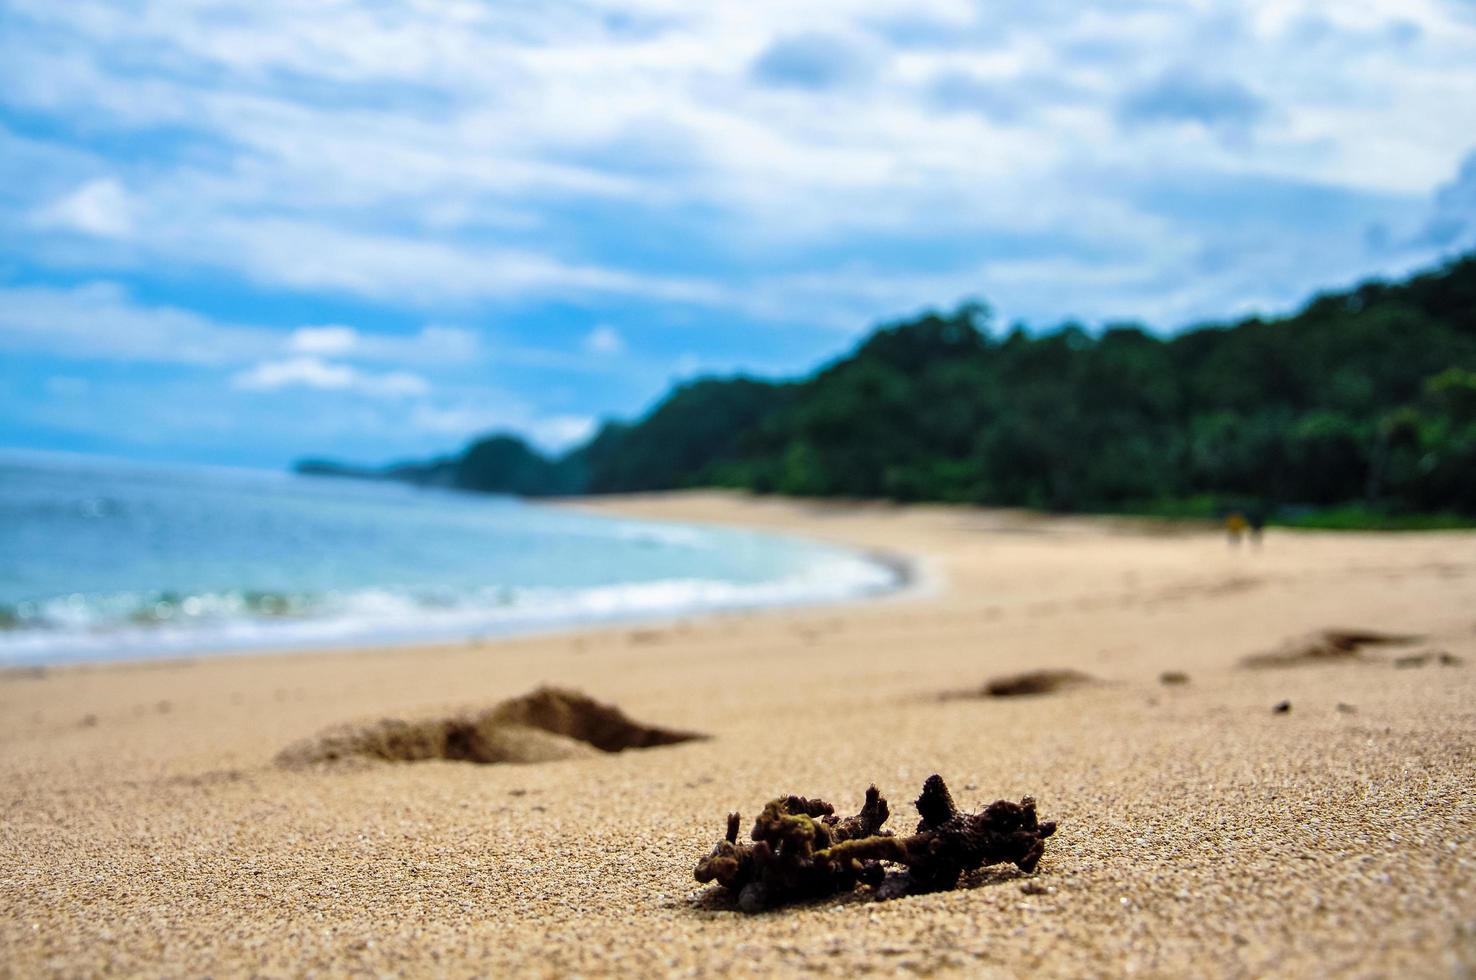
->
0, 452, 902, 667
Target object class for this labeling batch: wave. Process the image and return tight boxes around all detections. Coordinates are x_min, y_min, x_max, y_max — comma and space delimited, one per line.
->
0, 550, 903, 666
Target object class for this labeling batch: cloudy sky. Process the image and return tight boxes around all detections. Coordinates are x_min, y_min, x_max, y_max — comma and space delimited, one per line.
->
3, 0, 1476, 467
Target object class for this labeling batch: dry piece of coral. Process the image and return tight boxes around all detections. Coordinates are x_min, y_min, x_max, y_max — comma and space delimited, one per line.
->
694, 775, 1056, 912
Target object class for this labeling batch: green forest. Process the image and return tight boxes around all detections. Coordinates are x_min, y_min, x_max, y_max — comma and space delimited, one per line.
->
298, 252, 1476, 526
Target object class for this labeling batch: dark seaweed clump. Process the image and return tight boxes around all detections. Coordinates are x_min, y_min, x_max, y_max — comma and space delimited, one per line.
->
694, 775, 1056, 912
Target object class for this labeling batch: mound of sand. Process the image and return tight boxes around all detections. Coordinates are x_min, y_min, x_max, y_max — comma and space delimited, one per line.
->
276, 686, 705, 767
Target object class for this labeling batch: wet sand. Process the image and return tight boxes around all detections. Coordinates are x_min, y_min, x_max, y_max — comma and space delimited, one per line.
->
2, 491, 1474, 977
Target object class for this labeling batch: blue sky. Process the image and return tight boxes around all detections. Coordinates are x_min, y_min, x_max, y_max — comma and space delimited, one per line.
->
3, 0, 1476, 468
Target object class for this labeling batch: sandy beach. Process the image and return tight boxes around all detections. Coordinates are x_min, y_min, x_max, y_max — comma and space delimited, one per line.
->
2, 491, 1474, 978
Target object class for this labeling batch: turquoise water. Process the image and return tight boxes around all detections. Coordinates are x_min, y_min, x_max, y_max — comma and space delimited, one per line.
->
0, 452, 899, 665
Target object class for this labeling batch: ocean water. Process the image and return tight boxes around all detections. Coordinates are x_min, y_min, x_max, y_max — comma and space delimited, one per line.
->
0, 453, 901, 666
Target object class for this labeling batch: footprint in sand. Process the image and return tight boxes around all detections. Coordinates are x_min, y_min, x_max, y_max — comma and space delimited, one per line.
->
939, 669, 1099, 701
1240, 628, 1424, 669
982, 669, 1098, 697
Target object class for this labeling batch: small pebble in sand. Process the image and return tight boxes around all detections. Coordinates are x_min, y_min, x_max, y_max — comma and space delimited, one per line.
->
1273, 700, 1292, 714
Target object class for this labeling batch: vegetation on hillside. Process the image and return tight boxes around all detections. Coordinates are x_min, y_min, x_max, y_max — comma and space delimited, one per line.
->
297, 253, 1476, 521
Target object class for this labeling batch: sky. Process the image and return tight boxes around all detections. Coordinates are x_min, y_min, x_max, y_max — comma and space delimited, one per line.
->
3, 0, 1476, 469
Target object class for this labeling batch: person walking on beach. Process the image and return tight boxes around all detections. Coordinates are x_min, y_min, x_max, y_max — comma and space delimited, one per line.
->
1225, 510, 1248, 545
1247, 507, 1266, 547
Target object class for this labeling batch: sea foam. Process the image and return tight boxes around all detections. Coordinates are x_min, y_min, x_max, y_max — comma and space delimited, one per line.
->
0, 452, 902, 665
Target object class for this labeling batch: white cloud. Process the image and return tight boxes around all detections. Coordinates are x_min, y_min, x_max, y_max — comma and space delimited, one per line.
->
529, 413, 597, 449
155, 216, 728, 307
360, 370, 431, 397
671, 352, 701, 378
288, 324, 358, 355
406, 401, 593, 451
34, 178, 135, 237
231, 356, 429, 397
233, 357, 357, 391
396, 325, 479, 362
0, 282, 272, 364
406, 403, 508, 436
287, 323, 483, 363
0, 282, 486, 369
8, 0, 1476, 471
2, 0, 1475, 332
583, 323, 625, 355
1420, 148, 1476, 247
0, 282, 496, 382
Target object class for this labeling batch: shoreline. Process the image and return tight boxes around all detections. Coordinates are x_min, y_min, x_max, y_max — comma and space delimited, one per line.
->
3, 490, 1474, 977
0, 497, 919, 672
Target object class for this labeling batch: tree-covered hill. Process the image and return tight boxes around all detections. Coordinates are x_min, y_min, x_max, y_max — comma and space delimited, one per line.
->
297, 252, 1476, 520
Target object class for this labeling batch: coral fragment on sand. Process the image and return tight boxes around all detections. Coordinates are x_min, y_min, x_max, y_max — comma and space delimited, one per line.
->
694, 776, 1056, 912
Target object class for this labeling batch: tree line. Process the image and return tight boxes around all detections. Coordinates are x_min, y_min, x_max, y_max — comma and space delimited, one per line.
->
298, 252, 1476, 523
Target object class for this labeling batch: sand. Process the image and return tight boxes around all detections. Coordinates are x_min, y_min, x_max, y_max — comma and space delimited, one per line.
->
2, 492, 1474, 978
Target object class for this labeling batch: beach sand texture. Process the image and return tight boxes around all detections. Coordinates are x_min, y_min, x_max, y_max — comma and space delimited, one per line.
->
2, 491, 1473, 977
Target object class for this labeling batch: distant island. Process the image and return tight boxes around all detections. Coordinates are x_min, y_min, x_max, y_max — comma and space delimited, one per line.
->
298, 252, 1476, 528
